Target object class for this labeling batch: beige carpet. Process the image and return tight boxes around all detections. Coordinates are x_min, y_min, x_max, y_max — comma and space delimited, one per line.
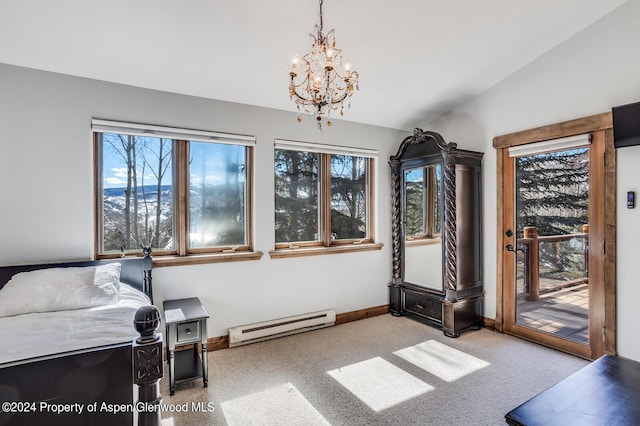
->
158, 314, 588, 426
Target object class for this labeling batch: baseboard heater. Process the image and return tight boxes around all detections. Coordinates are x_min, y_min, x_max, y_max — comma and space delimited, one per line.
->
228, 309, 336, 347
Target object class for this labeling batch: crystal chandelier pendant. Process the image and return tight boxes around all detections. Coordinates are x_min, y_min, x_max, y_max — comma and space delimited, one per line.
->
289, 0, 359, 130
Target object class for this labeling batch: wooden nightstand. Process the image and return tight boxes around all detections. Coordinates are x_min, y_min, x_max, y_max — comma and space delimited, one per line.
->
163, 297, 209, 395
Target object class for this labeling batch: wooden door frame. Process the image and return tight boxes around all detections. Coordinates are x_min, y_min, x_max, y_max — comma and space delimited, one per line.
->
493, 112, 616, 358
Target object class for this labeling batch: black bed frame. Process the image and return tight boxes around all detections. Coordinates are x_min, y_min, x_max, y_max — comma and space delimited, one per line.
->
0, 256, 154, 426
0, 256, 153, 299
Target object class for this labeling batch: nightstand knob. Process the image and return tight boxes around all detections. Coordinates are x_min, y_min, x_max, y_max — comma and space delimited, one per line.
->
185, 328, 191, 335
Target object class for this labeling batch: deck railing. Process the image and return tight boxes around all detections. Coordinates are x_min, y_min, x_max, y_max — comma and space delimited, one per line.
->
516, 225, 589, 301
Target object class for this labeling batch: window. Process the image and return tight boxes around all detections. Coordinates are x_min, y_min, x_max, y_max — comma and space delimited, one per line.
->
404, 164, 441, 241
273, 139, 378, 255
93, 120, 258, 263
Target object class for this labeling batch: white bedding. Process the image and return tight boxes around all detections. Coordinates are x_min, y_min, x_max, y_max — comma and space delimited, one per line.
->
0, 263, 122, 317
0, 283, 151, 365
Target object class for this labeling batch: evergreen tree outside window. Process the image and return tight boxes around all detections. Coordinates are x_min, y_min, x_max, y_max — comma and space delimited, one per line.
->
330, 155, 367, 240
93, 120, 254, 258
515, 147, 589, 280
404, 167, 425, 237
274, 140, 376, 248
509, 134, 591, 293
274, 150, 319, 243
515, 148, 589, 235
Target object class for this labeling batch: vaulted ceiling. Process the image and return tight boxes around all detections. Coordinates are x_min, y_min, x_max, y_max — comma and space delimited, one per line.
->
0, 0, 627, 130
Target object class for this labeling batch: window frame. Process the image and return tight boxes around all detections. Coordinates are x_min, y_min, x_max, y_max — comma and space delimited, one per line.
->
181, 141, 254, 255
93, 120, 260, 265
271, 139, 381, 257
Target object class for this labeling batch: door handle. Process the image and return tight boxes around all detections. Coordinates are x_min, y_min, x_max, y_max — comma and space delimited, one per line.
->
506, 244, 523, 253
505, 229, 517, 252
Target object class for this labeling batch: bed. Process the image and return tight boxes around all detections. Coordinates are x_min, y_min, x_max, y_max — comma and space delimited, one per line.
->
0, 256, 154, 426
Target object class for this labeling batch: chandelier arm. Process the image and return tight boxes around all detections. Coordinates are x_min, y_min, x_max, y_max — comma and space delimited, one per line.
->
290, 84, 324, 106
290, 76, 310, 89
292, 90, 319, 105
291, 78, 357, 106
292, 95, 329, 110
327, 88, 351, 105
332, 69, 355, 80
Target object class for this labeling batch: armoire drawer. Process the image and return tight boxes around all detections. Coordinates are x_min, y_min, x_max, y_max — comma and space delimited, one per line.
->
403, 290, 443, 322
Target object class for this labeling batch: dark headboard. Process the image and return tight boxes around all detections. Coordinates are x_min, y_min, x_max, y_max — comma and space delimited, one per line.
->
0, 257, 153, 302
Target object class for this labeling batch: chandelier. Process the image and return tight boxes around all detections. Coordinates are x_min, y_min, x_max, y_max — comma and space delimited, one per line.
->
289, 0, 359, 130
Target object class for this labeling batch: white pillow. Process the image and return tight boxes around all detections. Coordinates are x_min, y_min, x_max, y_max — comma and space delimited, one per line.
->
94, 262, 122, 296
0, 263, 122, 317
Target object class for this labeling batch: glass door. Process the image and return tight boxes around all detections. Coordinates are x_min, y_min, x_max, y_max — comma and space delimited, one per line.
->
513, 146, 589, 344
502, 131, 607, 359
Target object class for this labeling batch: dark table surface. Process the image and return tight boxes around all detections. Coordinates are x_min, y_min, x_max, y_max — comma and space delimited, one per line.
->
505, 354, 640, 426
163, 297, 209, 323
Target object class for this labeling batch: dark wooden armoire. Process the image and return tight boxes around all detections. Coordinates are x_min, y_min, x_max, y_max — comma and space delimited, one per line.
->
389, 129, 484, 337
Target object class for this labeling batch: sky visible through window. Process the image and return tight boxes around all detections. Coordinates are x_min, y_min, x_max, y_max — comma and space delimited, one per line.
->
102, 135, 243, 189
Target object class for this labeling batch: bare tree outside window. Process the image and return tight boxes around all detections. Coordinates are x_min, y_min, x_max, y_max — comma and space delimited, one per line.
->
100, 133, 174, 253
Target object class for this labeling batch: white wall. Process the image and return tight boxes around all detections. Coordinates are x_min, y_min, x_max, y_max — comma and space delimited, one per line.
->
428, 0, 640, 361
616, 145, 640, 361
0, 63, 410, 336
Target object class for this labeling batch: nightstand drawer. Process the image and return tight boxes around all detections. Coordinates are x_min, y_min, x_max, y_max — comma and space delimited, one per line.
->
177, 321, 200, 343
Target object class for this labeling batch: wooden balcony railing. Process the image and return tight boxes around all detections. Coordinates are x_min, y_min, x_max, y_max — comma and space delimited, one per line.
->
516, 225, 589, 301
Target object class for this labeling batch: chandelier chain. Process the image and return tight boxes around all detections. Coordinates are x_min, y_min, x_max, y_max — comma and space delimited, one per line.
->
319, 0, 323, 34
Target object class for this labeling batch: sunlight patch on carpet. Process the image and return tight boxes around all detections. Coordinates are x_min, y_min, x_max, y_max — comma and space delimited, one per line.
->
327, 356, 433, 412
220, 382, 330, 426
393, 340, 490, 382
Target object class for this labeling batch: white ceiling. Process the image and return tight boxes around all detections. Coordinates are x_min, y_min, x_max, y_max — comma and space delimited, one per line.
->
0, 0, 628, 131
